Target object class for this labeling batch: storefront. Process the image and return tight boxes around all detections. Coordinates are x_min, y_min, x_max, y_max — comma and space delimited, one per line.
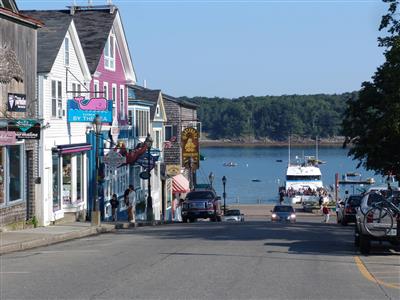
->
51, 144, 91, 221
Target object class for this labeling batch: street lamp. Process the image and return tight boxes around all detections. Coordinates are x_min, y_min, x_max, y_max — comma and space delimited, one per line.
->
145, 133, 153, 221
92, 114, 102, 226
222, 176, 227, 214
209, 172, 214, 188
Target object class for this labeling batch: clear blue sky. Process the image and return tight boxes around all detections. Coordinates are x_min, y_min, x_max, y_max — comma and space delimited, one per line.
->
19, 0, 387, 98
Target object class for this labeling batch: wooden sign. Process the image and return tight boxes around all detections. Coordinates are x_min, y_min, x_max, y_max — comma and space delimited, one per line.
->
181, 127, 199, 170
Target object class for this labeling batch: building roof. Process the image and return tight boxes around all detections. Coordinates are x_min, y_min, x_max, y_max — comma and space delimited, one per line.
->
129, 85, 161, 119
71, 7, 117, 74
1, 1, 42, 28
21, 10, 73, 73
162, 92, 198, 109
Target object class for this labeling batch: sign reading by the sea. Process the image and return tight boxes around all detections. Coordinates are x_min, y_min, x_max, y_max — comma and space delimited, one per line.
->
67, 96, 112, 123
181, 127, 199, 169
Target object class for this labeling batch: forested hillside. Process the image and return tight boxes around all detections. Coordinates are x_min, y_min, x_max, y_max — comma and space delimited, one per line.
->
179, 93, 356, 141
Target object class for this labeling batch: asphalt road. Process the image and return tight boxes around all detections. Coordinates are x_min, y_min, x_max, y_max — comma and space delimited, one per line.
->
1, 216, 399, 300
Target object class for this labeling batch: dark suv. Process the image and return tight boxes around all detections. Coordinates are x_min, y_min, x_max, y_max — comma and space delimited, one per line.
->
338, 195, 362, 225
182, 190, 222, 222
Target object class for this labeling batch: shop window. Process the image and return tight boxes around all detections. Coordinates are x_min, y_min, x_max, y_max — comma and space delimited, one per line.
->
62, 154, 72, 205
8, 145, 22, 201
135, 110, 149, 137
0, 147, 4, 204
76, 154, 82, 202
165, 125, 177, 141
52, 153, 60, 210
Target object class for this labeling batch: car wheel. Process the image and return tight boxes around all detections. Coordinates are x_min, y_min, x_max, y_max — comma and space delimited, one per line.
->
341, 217, 348, 226
359, 234, 371, 255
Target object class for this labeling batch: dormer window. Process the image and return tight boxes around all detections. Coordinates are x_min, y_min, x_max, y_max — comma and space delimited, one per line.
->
104, 31, 115, 70
64, 37, 70, 66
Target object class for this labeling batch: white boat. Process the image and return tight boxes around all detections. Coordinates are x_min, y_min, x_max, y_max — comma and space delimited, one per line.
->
281, 136, 327, 205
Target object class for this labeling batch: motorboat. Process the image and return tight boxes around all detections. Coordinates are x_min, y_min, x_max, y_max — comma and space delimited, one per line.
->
223, 162, 237, 167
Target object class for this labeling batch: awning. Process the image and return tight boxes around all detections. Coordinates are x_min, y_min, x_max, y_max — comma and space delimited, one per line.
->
172, 174, 190, 193
55, 143, 92, 154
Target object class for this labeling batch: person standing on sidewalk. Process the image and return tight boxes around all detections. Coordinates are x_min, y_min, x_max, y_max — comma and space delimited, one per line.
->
110, 194, 118, 222
322, 204, 330, 223
128, 185, 136, 223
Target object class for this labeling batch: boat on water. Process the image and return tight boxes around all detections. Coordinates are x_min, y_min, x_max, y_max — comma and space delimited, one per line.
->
223, 162, 238, 167
252, 179, 261, 182
280, 137, 328, 205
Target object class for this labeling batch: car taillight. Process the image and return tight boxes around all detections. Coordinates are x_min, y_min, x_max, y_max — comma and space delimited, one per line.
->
366, 213, 373, 223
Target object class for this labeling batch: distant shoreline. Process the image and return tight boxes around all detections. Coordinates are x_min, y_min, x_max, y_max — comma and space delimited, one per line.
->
200, 138, 345, 148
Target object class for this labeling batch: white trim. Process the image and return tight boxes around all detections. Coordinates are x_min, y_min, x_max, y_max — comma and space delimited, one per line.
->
69, 20, 91, 82
119, 85, 125, 119
114, 12, 136, 83
104, 31, 116, 71
64, 37, 70, 66
103, 81, 109, 99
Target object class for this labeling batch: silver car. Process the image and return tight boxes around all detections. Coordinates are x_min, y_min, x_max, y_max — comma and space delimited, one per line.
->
222, 209, 244, 222
271, 205, 296, 223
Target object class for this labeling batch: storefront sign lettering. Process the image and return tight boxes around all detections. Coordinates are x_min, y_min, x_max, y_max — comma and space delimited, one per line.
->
67, 97, 113, 123
0, 119, 41, 140
7, 93, 26, 112
0, 131, 16, 145
181, 127, 199, 169
103, 150, 126, 169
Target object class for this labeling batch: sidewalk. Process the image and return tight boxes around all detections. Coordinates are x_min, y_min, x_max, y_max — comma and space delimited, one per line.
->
0, 222, 115, 255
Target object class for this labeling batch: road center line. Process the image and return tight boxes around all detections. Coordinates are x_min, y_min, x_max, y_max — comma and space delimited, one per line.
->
354, 256, 400, 290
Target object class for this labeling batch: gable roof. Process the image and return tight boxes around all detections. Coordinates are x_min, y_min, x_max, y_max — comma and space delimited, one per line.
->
129, 85, 162, 120
71, 8, 117, 74
21, 10, 73, 73
0, 0, 18, 12
162, 92, 198, 109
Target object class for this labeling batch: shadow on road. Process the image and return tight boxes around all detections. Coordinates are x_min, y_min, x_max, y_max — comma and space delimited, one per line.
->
115, 219, 360, 256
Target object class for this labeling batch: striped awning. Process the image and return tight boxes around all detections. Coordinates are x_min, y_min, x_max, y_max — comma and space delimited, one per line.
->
172, 174, 190, 193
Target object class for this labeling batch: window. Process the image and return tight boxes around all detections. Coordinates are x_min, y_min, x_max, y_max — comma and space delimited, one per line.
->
51, 80, 62, 118
103, 82, 108, 99
112, 84, 117, 119
77, 84, 81, 97
76, 154, 82, 202
156, 105, 160, 117
64, 37, 69, 66
155, 130, 160, 149
128, 110, 133, 126
94, 80, 99, 98
9, 145, 22, 202
165, 125, 178, 141
135, 110, 149, 137
62, 154, 72, 205
104, 32, 115, 70
120, 86, 125, 119
52, 152, 60, 210
72, 83, 76, 97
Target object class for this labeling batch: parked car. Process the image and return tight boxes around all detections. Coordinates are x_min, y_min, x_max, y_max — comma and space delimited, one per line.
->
182, 189, 222, 222
337, 194, 362, 225
222, 209, 244, 222
271, 205, 296, 223
355, 190, 400, 254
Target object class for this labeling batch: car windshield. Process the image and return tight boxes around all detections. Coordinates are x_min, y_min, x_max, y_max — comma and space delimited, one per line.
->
347, 195, 362, 206
225, 210, 240, 216
186, 191, 214, 200
274, 206, 294, 212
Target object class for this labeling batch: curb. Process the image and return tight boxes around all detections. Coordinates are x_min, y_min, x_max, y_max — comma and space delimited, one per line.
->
0, 225, 115, 255
113, 220, 175, 229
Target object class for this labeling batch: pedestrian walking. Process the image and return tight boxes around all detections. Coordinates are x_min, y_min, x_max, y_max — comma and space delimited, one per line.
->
110, 194, 118, 221
322, 204, 330, 223
127, 185, 136, 223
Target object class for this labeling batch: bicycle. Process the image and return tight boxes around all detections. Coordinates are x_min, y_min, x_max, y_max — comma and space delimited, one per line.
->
362, 193, 400, 237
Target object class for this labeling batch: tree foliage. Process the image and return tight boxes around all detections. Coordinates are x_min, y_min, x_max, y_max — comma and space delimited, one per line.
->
343, 0, 400, 180
180, 93, 352, 141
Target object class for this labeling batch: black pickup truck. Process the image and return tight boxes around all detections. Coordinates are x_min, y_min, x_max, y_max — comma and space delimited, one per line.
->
181, 190, 222, 222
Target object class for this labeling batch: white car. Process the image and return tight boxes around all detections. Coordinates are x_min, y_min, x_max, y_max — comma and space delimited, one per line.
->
222, 209, 244, 222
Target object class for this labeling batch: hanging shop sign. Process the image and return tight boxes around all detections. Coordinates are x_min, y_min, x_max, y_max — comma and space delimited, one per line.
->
136, 153, 159, 171
7, 93, 26, 112
181, 127, 199, 170
0, 131, 17, 145
166, 164, 181, 176
0, 119, 41, 140
67, 96, 113, 123
103, 150, 126, 170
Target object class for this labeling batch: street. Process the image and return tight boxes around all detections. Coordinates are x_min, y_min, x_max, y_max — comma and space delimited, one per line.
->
1, 216, 399, 300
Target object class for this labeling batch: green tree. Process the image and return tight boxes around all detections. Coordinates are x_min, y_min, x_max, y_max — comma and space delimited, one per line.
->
343, 0, 400, 180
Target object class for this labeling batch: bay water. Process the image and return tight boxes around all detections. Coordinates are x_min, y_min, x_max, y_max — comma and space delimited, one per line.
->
198, 146, 384, 204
